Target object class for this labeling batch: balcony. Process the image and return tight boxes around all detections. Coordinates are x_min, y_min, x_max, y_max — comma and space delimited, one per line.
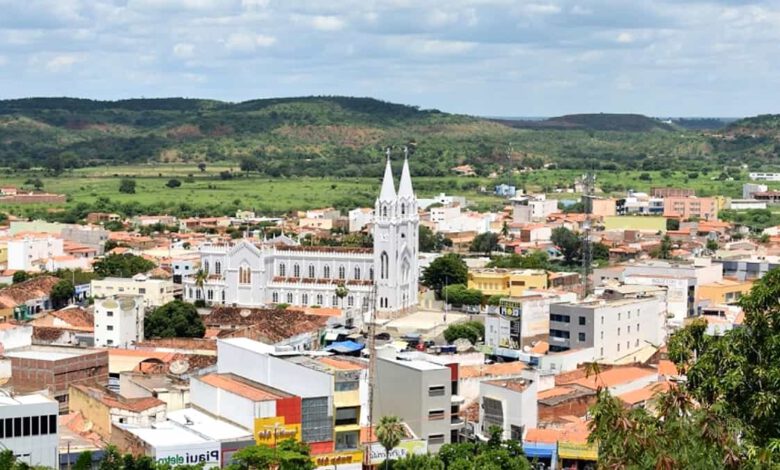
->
450, 416, 465, 427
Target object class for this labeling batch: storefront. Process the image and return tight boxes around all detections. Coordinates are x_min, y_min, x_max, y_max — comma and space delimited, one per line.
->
557, 441, 597, 470
311, 450, 363, 470
365, 439, 428, 466
523, 441, 557, 470
153, 442, 221, 469
254, 416, 302, 446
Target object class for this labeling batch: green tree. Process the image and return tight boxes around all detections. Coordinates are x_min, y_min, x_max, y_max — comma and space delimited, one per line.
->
144, 301, 206, 338
442, 284, 483, 306
226, 439, 315, 470
443, 321, 484, 344
239, 156, 260, 173
376, 416, 405, 470
50, 279, 75, 309
119, 178, 136, 194
421, 253, 467, 298
551, 226, 580, 264
12, 270, 30, 284
470, 232, 500, 255
391, 454, 445, 470
487, 251, 550, 270
194, 269, 207, 303
166, 178, 182, 188
706, 238, 719, 251
335, 282, 349, 309
666, 218, 680, 231
93, 254, 155, 278
73, 451, 93, 470
419, 226, 452, 252
658, 234, 673, 259
198, 162, 207, 172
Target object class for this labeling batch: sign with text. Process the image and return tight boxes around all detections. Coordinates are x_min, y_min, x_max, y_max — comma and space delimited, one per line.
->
366, 439, 428, 465
154, 443, 220, 469
312, 450, 363, 468
253, 417, 302, 445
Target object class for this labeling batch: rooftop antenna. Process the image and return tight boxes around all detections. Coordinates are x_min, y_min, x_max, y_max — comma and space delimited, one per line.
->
581, 171, 595, 298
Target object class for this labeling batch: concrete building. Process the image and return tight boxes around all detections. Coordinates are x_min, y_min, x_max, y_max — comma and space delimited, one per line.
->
373, 351, 461, 452
748, 172, 780, 182
5, 345, 109, 412
728, 199, 767, 210
478, 378, 537, 441
743, 183, 769, 199
7, 235, 64, 271
511, 196, 558, 223
68, 384, 166, 441
348, 208, 374, 233
651, 187, 695, 198
119, 372, 190, 412
0, 392, 59, 468
468, 268, 548, 298
113, 420, 222, 469
549, 292, 666, 364
91, 275, 175, 309
61, 225, 109, 255
663, 196, 719, 220
94, 296, 144, 348
714, 256, 780, 281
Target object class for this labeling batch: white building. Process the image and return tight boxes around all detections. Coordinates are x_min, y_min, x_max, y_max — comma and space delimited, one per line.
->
749, 172, 780, 182
478, 378, 537, 441
117, 421, 221, 469
91, 274, 175, 309
743, 183, 768, 199
0, 392, 59, 468
348, 208, 374, 233
94, 295, 144, 348
185, 154, 419, 318
7, 236, 64, 271
728, 199, 767, 210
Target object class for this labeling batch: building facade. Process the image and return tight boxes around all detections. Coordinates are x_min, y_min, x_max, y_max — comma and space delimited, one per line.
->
0, 392, 59, 468
185, 155, 419, 318
91, 275, 175, 309
663, 196, 719, 220
94, 295, 144, 348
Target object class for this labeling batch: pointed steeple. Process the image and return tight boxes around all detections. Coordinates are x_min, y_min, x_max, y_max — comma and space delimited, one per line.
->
379, 147, 396, 201
398, 145, 414, 199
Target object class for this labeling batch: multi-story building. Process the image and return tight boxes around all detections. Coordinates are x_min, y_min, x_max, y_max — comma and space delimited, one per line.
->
373, 350, 462, 452
94, 295, 144, 348
467, 268, 548, 298
511, 196, 558, 223
91, 274, 175, 309
748, 172, 780, 181
743, 183, 768, 199
7, 235, 64, 271
548, 291, 666, 363
348, 208, 374, 233
0, 392, 59, 468
478, 378, 537, 441
184, 154, 419, 318
651, 187, 695, 198
714, 256, 780, 281
663, 196, 719, 220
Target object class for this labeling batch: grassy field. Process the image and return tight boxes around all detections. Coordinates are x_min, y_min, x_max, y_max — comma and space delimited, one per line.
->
0, 164, 770, 217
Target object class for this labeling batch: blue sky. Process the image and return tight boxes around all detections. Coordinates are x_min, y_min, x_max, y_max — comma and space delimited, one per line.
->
0, 0, 778, 117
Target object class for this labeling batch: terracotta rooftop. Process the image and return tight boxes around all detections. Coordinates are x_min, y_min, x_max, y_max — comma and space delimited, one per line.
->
72, 384, 165, 413
459, 361, 529, 379
555, 365, 658, 391
203, 306, 328, 343
317, 356, 366, 371
483, 378, 532, 393
199, 373, 291, 401
537, 384, 596, 406
657, 360, 679, 376
618, 381, 672, 406
0, 275, 61, 308
51, 307, 94, 329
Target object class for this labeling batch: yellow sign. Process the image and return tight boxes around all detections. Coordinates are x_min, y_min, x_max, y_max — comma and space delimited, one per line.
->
253, 417, 301, 445
312, 450, 363, 467
558, 441, 597, 461
366, 439, 428, 465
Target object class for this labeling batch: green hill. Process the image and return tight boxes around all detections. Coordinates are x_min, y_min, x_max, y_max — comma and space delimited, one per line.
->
493, 113, 676, 132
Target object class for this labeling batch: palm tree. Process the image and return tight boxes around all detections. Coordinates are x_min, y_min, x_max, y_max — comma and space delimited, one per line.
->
376, 415, 405, 469
194, 269, 207, 303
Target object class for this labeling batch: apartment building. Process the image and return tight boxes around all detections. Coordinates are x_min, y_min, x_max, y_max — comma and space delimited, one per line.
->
94, 295, 144, 348
548, 292, 666, 363
0, 392, 59, 468
91, 274, 175, 308
467, 268, 548, 298
478, 378, 537, 441
373, 350, 461, 452
663, 196, 719, 220
7, 235, 64, 271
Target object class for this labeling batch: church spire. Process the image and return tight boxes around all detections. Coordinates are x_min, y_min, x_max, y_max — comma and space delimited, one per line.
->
398, 145, 414, 199
379, 147, 396, 201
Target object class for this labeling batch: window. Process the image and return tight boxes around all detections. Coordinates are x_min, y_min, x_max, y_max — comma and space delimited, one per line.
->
579, 316, 586, 325
510, 425, 524, 441
0, 418, 3, 438
600, 347, 604, 357
550, 314, 571, 323
335, 407, 359, 426
107, 340, 113, 345
49, 415, 56, 435
482, 397, 504, 431
308, 265, 315, 278
272, 292, 279, 303
637, 323, 640, 332
380, 252, 389, 279
23, 417, 30, 436
14, 417, 21, 437
293, 264, 300, 278
338, 266, 346, 279
617, 343, 621, 352
369, 267, 374, 281
335, 430, 360, 451
335, 380, 359, 392
139, 288, 146, 294
382, 206, 388, 217
331, 295, 337, 306
578, 332, 586, 342
618, 313, 621, 321
347, 296, 354, 307
324, 266, 331, 278
628, 311, 631, 319
636, 339, 640, 347
240, 266, 251, 284
627, 325, 631, 333
428, 434, 445, 445
207, 290, 213, 300
204, 261, 210, 274
302, 294, 309, 305
429, 386, 446, 397
287, 293, 293, 303
106, 311, 114, 317
401, 204, 406, 215
302, 397, 332, 443
550, 329, 570, 339
428, 409, 445, 421
600, 331, 604, 340
39, 416, 47, 435
215, 262, 221, 275
627, 341, 630, 350
354, 266, 361, 280
601, 316, 604, 325
196, 289, 202, 299
107, 325, 114, 331
279, 263, 287, 276
617, 327, 621, 336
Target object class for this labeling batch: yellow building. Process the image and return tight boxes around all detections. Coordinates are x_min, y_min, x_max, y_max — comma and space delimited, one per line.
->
0, 241, 7, 265
468, 268, 548, 297
314, 356, 364, 454
697, 279, 754, 305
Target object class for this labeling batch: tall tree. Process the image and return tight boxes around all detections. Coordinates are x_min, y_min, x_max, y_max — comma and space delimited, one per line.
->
226, 439, 315, 470
93, 254, 155, 278
194, 269, 207, 302
551, 226, 581, 264
144, 301, 206, 338
119, 178, 136, 194
50, 279, 75, 309
421, 253, 468, 298
470, 232, 500, 256
376, 415, 405, 470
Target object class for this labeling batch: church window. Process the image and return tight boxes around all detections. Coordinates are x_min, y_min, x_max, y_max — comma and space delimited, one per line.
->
354, 266, 361, 280
293, 264, 300, 278
302, 293, 309, 305
369, 267, 374, 281
203, 261, 209, 275
279, 263, 286, 277
382, 206, 388, 217
287, 293, 293, 303
348, 296, 354, 307
196, 290, 201, 299
308, 265, 315, 278
324, 265, 331, 278
273, 292, 279, 303
338, 265, 346, 279
332, 295, 337, 306
239, 266, 251, 284
207, 290, 213, 300
380, 252, 389, 279
215, 262, 221, 275
401, 204, 406, 215
316, 294, 323, 305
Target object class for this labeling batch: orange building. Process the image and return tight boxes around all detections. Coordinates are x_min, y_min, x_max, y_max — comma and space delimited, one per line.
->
663, 196, 719, 221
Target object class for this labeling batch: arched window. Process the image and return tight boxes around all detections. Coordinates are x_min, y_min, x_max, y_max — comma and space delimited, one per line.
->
338, 266, 346, 279
308, 265, 315, 278
302, 293, 309, 305
239, 266, 251, 284
332, 295, 337, 306
203, 261, 210, 275
293, 264, 300, 278
324, 265, 331, 278
316, 294, 323, 305
369, 267, 374, 281
401, 204, 406, 215
354, 266, 361, 280
348, 296, 354, 307
215, 262, 221, 275
287, 293, 293, 303
380, 252, 389, 279
279, 263, 286, 277
272, 292, 279, 303
382, 206, 388, 217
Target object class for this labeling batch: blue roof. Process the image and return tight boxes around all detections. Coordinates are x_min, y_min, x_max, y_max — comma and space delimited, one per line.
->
523, 441, 556, 457
326, 340, 365, 354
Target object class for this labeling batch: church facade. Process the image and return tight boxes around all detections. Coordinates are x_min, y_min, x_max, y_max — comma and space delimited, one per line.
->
183, 154, 419, 317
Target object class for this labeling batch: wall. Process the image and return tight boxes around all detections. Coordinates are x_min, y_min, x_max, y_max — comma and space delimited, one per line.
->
0, 396, 59, 468
479, 380, 538, 440
0, 324, 33, 351
190, 377, 259, 430
68, 385, 112, 440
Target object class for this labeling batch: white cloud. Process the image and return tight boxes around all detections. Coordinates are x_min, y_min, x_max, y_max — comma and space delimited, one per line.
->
418, 40, 475, 55
44, 54, 82, 72
616, 32, 634, 43
224, 32, 276, 52
310, 15, 346, 31
242, 0, 269, 9
173, 43, 195, 58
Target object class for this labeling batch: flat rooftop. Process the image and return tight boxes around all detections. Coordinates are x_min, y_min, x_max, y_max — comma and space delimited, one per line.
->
0, 392, 56, 407
119, 421, 213, 446
4, 345, 101, 361
167, 408, 252, 441
383, 356, 446, 371
198, 373, 292, 401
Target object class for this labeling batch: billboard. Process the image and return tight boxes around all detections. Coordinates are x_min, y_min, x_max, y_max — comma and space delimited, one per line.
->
366, 439, 428, 465
312, 450, 363, 469
254, 416, 302, 445
154, 443, 221, 469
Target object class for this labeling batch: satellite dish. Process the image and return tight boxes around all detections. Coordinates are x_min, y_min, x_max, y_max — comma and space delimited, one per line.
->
453, 338, 474, 353
169, 360, 190, 375
239, 309, 252, 318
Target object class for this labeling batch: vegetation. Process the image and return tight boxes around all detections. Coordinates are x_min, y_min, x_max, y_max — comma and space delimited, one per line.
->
419, 225, 452, 252
421, 254, 468, 298
470, 232, 500, 255
442, 284, 483, 307
1, 446, 202, 470
50, 279, 75, 309
119, 178, 136, 194
376, 416, 406, 470
93, 253, 155, 278
487, 251, 550, 270
144, 301, 206, 339
12, 270, 30, 283
226, 440, 315, 470
443, 321, 484, 344
551, 227, 581, 264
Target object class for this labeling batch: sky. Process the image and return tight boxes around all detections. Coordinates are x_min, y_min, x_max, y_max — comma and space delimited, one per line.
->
0, 0, 779, 117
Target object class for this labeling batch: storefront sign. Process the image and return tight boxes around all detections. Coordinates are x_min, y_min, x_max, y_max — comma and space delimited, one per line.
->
312, 450, 363, 468
366, 439, 428, 464
155, 443, 221, 469
557, 441, 597, 461
254, 417, 301, 445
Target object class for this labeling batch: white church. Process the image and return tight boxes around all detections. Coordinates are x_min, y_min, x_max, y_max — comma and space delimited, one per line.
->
183, 152, 419, 317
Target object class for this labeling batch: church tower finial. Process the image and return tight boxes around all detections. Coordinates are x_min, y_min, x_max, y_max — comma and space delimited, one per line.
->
398, 145, 414, 199
379, 147, 396, 202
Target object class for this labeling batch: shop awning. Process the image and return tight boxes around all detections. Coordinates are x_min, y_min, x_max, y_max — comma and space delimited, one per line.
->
523, 442, 556, 458
326, 341, 365, 354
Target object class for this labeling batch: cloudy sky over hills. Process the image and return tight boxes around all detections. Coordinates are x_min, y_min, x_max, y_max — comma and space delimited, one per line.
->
1, 0, 778, 116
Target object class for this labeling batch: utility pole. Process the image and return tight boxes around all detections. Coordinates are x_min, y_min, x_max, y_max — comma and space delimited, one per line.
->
581, 172, 595, 298
366, 282, 378, 452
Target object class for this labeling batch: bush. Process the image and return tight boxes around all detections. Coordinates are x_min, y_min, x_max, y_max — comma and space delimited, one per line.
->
118, 178, 136, 194
145, 301, 205, 338
166, 178, 182, 188
443, 321, 485, 344
443, 284, 483, 306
